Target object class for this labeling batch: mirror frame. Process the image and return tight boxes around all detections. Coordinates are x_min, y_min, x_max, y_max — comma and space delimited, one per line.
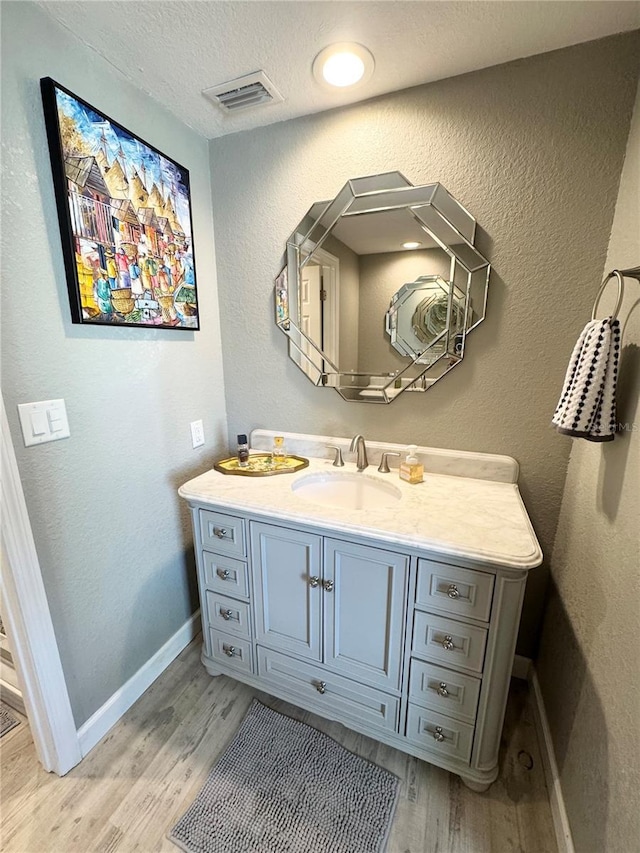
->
274, 172, 490, 403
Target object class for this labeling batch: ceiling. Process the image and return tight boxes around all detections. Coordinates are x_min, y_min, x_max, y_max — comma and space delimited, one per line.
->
331, 209, 441, 255
40, 1, 640, 140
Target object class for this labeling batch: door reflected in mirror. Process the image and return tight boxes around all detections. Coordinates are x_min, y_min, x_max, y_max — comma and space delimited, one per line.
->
275, 173, 490, 403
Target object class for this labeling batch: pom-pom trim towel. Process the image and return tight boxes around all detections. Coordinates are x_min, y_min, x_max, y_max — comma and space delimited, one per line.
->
552, 317, 620, 442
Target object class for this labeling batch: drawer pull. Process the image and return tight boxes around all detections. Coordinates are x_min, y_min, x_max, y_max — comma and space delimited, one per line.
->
437, 682, 449, 697
316, 680, 326, 694
442, 634, 455, 651
309, 576, 320, 588
216, 568, 231, 580
220, 608, 235, 621
223, 644, 237, 657
214, 527, 228, 539
433, 726, 445, 743
447, 584, 460, 599
323, 579, 334, 592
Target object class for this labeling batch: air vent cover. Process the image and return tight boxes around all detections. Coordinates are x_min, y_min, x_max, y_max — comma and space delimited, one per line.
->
202, 71, 284, 113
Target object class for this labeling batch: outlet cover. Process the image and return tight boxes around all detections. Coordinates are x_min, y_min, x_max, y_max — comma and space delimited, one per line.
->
190, 420, 205, 448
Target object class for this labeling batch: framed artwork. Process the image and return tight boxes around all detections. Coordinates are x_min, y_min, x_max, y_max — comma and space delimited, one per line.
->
274, 268, 290, 330
40, 77, 199, 329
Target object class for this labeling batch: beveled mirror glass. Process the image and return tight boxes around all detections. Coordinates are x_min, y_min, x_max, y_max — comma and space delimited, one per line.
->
274, 172, 490, 403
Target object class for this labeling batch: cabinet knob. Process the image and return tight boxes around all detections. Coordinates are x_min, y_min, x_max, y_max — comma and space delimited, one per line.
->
447, 584, 460, 599
433, 726, 445, 743
437, 682, 449, 697
214, 527, 228, 539
323, 579, 334, 592
223, 645, 236, 657
216, 568, 231, 580
309, 576, 320, 588
316, 680, 326, 694
442, 634, 455, 651
220, 608, 234, 621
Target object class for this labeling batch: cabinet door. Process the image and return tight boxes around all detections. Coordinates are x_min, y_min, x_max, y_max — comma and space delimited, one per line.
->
251, 522, 322, 660
323, 539, 408, 690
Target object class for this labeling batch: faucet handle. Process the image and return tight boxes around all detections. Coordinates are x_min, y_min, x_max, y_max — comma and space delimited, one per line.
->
378, 451, 400, 473
327, 445, 345, 467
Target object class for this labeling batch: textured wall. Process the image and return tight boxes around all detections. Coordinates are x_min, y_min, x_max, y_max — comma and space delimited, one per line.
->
536, 84, 640, 853
209, 33, 640, 656
1, 2, 227, 727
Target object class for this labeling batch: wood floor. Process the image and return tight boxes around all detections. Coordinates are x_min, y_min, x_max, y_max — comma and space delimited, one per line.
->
0, 640, 557, 853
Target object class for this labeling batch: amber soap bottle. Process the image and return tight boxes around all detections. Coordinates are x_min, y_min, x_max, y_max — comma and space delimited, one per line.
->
399, 445, 424, 484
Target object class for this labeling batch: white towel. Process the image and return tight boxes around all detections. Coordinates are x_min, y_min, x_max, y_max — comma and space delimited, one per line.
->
552, 317, 621, 442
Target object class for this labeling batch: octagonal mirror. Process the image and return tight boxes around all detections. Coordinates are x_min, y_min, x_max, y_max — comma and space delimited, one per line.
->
274, 172, 490, 403
386, 274, 467, 364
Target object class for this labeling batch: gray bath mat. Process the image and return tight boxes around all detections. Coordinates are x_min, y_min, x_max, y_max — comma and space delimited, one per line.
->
0, 703, 20, 737
169, 699, 400, 853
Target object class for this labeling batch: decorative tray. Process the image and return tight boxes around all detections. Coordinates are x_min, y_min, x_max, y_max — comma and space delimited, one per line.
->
213, 453, 309, 477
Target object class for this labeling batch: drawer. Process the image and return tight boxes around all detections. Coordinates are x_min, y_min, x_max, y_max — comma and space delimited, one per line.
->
409, 659, 480, 723
209, 629, 253, 675
406, 703, 475, 763
199, 509, 246, 558
412, 611, 487, 674
416, 560, 494, 622
205, 591, 251, 640
203, 552, 249, 599
257, 646, 399, 735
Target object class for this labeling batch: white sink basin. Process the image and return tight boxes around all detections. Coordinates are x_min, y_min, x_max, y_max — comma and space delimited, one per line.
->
291, 471, 402, 511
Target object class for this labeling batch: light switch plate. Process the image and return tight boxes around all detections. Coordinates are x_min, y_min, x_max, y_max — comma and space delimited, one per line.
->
18, 399, 70, 447
190, 419, 205, 448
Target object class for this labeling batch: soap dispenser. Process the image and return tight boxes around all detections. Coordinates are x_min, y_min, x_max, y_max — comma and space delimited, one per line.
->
399, 445, 424, 484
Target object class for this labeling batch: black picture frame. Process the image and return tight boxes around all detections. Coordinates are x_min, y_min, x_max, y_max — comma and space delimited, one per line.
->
40, 77, 200, 330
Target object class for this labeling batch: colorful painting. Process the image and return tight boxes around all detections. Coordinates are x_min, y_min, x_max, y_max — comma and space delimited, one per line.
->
274, 268, 290, 330
40, 78, 199, 329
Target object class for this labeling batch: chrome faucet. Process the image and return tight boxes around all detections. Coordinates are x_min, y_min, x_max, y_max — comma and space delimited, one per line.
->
350, 434, 369, 472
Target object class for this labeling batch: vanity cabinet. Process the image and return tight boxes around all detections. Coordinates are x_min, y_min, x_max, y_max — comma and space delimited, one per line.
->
187, 500, 530, 791
251, 522, 408, 691
250, 523, 321, 661
198, 509, 254, 675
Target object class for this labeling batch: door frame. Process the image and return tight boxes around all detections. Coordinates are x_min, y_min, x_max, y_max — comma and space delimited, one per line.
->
1, 396, 81, 774
313, 247, 340, 369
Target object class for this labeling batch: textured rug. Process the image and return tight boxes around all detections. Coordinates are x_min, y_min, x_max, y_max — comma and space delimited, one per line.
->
169, 699, 400, 853
0, 703, 20, 737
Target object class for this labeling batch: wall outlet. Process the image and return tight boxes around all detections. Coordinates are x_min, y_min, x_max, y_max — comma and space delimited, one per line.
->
190, 419, 205, 448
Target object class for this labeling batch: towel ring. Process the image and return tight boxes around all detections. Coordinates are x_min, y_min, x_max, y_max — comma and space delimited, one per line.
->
591, 271, 624, 322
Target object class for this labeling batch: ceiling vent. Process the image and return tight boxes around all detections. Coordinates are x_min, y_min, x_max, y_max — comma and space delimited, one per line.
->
202, 71, 284, 113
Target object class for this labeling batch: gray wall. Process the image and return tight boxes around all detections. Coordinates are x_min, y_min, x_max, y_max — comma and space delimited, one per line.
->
209, 32, 640, 656
536, 84, 640, 853
1, 2, 227, 727
323, 234, 360, 371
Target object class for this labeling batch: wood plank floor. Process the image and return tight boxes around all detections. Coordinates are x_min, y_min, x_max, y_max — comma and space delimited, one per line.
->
0, 640, 557, 853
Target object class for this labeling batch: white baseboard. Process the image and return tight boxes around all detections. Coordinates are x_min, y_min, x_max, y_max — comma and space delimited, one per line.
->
530, 669, 575, 853
77, 610, 201, 758
511, 654, 531, 680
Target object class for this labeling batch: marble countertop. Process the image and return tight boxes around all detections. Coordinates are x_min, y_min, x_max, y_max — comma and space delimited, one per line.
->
179, 453, 542, 571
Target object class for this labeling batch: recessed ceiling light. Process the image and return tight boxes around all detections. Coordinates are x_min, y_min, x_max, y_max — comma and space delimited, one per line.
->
313, 43, 375, 89
402, 241, 422, 250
